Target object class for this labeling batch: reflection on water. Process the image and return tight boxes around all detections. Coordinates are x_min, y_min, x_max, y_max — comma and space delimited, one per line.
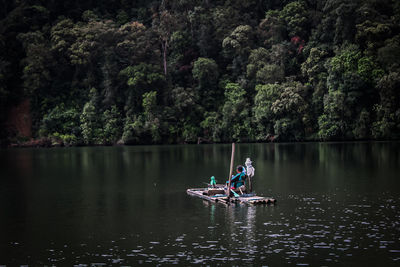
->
0, 142, 399, 265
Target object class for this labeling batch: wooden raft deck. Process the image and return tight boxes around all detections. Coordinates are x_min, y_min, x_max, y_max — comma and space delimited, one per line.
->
186, 188, 277, 205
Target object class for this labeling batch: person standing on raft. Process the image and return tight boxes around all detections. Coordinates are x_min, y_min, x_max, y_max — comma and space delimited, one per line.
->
245, 158, 255, 178
245, 158, 255, 192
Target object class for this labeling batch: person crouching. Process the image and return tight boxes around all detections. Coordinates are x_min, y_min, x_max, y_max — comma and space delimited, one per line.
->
229, 165, 246, 190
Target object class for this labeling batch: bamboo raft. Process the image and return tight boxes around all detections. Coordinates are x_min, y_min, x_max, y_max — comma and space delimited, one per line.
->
187, 143, 276, 205
186, 185, 277, 205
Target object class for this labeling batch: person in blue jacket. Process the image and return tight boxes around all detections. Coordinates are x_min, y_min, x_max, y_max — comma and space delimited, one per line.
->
229, 165, 246, 189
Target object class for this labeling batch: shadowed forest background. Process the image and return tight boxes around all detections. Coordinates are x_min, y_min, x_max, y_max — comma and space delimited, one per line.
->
1, 0, 399, 146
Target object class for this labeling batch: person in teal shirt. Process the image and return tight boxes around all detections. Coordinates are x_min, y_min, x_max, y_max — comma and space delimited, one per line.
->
229, 165, 246, 189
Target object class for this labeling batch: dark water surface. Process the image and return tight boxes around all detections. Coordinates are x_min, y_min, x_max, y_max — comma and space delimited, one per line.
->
0, 142, 399, 266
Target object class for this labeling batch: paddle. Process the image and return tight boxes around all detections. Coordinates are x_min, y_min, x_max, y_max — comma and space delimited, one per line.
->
230, 189, 240, 198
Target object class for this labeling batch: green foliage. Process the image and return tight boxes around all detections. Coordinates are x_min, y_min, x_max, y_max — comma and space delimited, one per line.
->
51, 132, 78, 146
188, 6, 218, 57
116, 10, 129, 25
356, 19, 393, 51
252, 81, 309, 141
17, 31, 52, 99
222, 25, 253, 56
271, 83, 307, 117
301, 47, 328, 85
121, 64, 165, 91
319, 1, 358, 45
353, 109, 371, 139
258, 10, 286, 47
142, 91, 161, 143
274, 118, 299, 140
280, 1, 309, 38
222, 25, 254, 77
272, 82, 308, 140
80, 88, 102, 145
143, 91, 157, 120
357, 56, 383, 83
318, 114, 342, 141
122, 115, 136, 144
116, 21, 155, 65
200, 111, 222, 142
253, 83, 280, 140
221, 83, 251, 142
247, 48, 285, 84
377, 39, 400, 71
247, 48, 269, 78
212, 6, 240, 45
325, 44, 386, 139
1, 0, 400, 145
50, 19, 76, 55
328, 45, 361, 77
192, 58, 219, 88
120, 63, 165, 110
182, 123, 200, 144
170, 86, 202, 143
40, 104, 80, 138
258, 64, 285, 85
318, 90, 346, 140
82, 10, 99, 22
371, 72, 400, 139
123, 91, 162, 144
102, 106, 122, 144
192, 57, 220, 108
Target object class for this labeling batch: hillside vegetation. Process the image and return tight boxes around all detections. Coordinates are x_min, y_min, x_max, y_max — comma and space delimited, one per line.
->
1, 0, 399, 145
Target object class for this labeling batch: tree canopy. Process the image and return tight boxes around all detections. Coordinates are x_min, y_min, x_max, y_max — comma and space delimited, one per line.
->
1, 0, 399, 145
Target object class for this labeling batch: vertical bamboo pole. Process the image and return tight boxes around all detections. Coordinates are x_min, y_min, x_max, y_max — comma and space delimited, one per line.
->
248, 176, 252, 192
226, 143, 235, 199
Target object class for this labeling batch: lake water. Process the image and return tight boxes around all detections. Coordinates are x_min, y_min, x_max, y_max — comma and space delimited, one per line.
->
0, 142, 399, 266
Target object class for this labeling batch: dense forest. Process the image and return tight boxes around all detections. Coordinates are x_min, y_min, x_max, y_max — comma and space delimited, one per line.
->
1, 0, 399, 146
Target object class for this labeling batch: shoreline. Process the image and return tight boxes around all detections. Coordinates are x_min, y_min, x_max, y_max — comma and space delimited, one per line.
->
3, 137, 399, 149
